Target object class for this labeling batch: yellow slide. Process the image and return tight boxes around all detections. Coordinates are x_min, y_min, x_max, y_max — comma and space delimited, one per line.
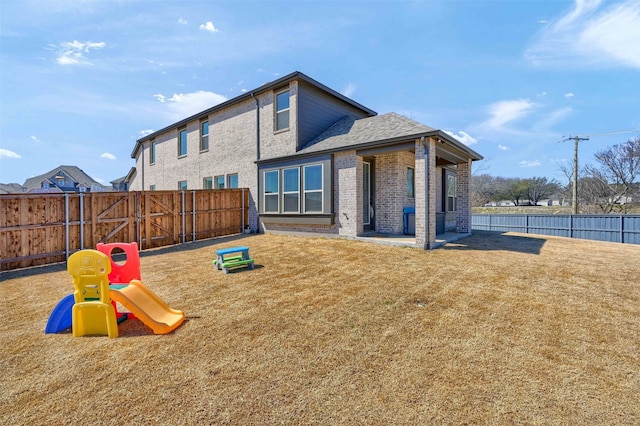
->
110, 280, 185, 335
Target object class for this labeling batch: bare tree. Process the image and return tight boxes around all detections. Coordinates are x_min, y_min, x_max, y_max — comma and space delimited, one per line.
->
583, 137, 640, 213
523, 177, 561, 206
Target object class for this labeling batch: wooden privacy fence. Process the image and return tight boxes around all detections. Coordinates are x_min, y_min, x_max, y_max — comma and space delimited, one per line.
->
0, 189, 250, 271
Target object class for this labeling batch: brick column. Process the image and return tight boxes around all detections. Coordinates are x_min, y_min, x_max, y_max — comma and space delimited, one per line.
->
456, 159, 471, 234
335, 151, 361, 237
415, 138, 436, 249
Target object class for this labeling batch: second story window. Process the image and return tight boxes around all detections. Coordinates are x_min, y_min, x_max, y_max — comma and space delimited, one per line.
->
214, 175, 225, 189
150, 140, 156, 164
275, 90, 290, 131
200, 121, 209, 151
227, 173, 238, 189
178, 128, 187, 157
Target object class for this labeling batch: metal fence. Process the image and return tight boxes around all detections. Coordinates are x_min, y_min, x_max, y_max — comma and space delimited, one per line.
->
472, 214, 640, 245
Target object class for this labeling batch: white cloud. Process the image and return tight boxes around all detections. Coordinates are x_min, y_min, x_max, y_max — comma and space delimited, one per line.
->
519, 160, 542, 168
443, 130, 478, 145
0, 148, 21, 159
154, 90, 228, 121
139, 129, 154, 137
30, 135, 40, 142
100, 152, 116, 160
526, 0, 640, 69
55, 40, 106, 65
537, 91, 548, 97
342, 82, 356, 98
498, 145, 509, 151
535, 107, 573, 130
483, 99, 535, 130
538, 19, 550, 24
564, 92, 575, 98
178, 18, 188, 25
199, 21, 220, 32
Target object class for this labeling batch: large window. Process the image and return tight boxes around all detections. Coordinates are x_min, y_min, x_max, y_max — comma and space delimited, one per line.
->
150, 140, 156, 164
264, 170, 279, 213
178, 128, 187, 157
203, 177, 213, 189
227, 173, 238, 189
200, 121, 209, 151
283, 168, 299, 213
407, 167, 415, 198
178, 180, 188, 190
303, 164, 323, 213
275, 90, 290, 131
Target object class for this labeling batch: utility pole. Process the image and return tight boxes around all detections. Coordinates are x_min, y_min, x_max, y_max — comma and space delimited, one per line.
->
563, 135, 589, 214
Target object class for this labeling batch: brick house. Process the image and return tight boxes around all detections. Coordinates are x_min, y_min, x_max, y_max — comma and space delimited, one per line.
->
22, 165, 107, 193
129, 71, 482, 249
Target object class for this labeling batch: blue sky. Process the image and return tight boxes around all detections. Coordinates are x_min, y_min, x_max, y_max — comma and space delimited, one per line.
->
1, 0, 639, 186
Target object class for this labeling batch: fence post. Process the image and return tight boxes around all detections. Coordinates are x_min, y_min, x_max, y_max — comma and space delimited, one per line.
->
570, 214, 573, 239
79, 193, 84, 249
620, 215, 624, 244
525, 214, 529, 234
488, 214, 492, 231
192, 190, 196, 242
65, 193, 70, 260
181, 190, 186, 244
242, 188, 245, 232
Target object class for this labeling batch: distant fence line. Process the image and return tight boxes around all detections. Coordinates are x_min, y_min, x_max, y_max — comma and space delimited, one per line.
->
0, 189, 249, 271
472, 214, 640, 245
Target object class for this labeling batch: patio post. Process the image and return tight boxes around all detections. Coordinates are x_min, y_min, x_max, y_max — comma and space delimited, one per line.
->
415, 137, 437, 249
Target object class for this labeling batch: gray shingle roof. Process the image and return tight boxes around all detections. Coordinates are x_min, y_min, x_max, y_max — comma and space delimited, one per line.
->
23, 165, 105, 192
297, 112, 436, 155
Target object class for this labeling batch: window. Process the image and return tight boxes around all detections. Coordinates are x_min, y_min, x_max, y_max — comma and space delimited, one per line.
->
79, 186, 86, 193
283, 168, 299, 213
214, 175, 225, 189
150, 140, 156, 164
150, 185, 156, 191
303, 164, 323, 213
203, 177, 213, 189
55, 176, 65, 187
275, 90, 290, 131
178, 180, 187, 190
178, 128, 187, 157
264, 170, 279, 213
407, 167, 415, 198
447, 174, 456, 212
200, 121, 209, 151
227, 173, 238, 189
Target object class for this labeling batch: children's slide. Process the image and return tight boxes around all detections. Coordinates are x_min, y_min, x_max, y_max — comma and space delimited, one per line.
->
45, 294, 75, 333
109, 280, 185, 335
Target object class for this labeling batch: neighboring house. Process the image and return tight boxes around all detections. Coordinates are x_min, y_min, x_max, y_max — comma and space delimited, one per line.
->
110, 168, 135, 191
129, 71, 482, 249
0, 183, 25, 194
22, 165, 108, 193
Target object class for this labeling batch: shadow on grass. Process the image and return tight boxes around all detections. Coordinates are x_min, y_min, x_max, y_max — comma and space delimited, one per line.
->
0, 233, 258, 280
442, 230, 546, 255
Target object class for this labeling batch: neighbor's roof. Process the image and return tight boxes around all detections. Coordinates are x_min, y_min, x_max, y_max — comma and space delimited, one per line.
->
131, 71, 377, 158
23, 165, 105, 191
0, 183, 25, 194
289, 112, 483, 160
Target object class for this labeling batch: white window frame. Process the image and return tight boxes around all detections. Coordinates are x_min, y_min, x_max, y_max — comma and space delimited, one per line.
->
200, 120, 209, 152
178, 128, 187, 157
264, 170, 280, 213
227, 173, 238, 189
275, 89, 290, 132
203, 177, 213, 189
303, 164, 323, 213
282, 168, 300, 213
214, 175, 225, 189
150, 140, 156, 165
178, 180, 187, 190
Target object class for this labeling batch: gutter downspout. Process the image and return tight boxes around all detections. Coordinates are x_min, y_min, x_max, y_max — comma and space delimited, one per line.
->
251, 92, 260, 232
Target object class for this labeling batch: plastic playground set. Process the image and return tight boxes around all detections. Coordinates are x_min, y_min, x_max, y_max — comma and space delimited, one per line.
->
45, 242, 185, 338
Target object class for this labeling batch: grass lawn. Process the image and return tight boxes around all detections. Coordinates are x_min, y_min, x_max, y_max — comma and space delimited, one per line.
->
1, 231, 638, 424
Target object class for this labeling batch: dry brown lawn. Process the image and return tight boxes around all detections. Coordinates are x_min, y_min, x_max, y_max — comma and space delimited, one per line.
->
1, 231, 639, 425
